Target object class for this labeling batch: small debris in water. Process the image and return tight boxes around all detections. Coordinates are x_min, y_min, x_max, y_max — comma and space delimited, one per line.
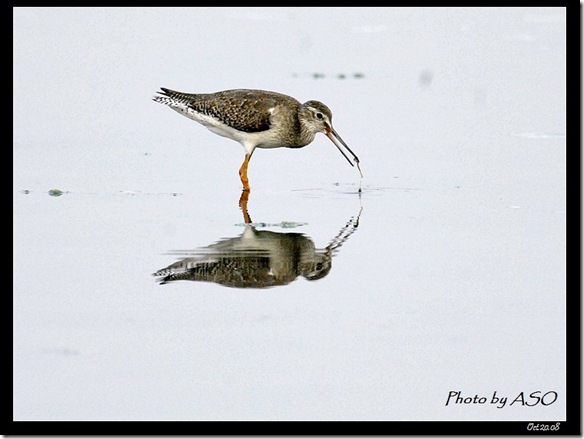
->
20, 189, 30, 194
235, 221, 308, 228
280, 221, 307, 228
48, 189, 63, 197
293, 72, 365, 80
419, 68, 434, 87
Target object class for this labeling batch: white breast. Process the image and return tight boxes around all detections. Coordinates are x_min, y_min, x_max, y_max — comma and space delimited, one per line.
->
171, 106, 283, 154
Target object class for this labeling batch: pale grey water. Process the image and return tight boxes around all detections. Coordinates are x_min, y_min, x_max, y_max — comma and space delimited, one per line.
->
13, 7, 566, 422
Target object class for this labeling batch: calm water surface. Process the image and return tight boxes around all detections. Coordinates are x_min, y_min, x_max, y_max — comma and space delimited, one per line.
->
13, 7, 566, 423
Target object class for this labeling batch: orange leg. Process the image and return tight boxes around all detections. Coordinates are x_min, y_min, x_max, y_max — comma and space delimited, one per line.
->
238, 153, 252, 192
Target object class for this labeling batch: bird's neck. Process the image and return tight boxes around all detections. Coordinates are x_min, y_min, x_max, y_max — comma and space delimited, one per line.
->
296, 110, 318, 147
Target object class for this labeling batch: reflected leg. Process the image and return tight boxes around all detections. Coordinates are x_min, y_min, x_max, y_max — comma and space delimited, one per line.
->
239, 189, 252, 224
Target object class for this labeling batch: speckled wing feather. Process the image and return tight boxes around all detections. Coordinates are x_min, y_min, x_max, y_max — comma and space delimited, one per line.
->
154, 256, 283, 288
158, 88, 301, 133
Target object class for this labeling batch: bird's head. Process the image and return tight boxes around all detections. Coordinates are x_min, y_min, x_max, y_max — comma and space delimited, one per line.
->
301, 100, 362, 177
299, 252, 333, 281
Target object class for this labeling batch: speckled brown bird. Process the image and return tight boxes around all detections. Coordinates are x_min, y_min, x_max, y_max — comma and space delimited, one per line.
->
153, 88, 362, 191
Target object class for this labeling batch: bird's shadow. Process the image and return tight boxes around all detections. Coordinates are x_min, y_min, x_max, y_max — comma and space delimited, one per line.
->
153, 190, 362, 289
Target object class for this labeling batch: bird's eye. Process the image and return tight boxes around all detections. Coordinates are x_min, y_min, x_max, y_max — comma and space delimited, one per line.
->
315, 112, 324, 120
316, 262, 323, 271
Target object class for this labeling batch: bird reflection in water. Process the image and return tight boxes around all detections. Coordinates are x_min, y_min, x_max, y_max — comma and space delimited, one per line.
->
153, 191, 362, 289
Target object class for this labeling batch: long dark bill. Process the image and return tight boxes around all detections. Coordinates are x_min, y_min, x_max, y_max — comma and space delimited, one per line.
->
326, 128, 363, 178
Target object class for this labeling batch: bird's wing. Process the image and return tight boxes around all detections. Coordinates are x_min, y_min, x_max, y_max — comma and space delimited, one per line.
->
159, 88, 300, 133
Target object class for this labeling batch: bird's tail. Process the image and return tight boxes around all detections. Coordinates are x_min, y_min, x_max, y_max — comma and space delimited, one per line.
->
152, 87, 175, 106
152, 87, 197, 106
